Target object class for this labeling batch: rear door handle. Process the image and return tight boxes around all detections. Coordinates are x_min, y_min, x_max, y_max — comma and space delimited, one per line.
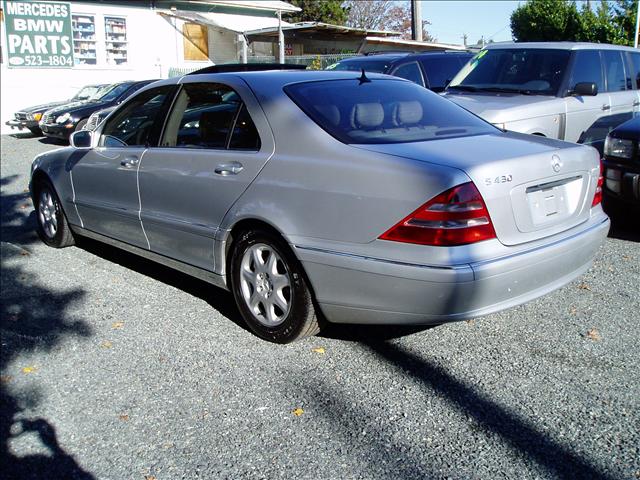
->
601, 104, 611, 111
215, 162, 243, 176
120, 156, 139, 168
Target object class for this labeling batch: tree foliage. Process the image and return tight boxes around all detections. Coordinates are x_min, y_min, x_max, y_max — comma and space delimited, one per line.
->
287, 0, 348, 25
344, 0, 436, 41
510, 0, 638, 45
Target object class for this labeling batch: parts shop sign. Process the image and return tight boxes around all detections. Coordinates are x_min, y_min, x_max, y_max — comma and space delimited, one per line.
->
3, 1, 73, 68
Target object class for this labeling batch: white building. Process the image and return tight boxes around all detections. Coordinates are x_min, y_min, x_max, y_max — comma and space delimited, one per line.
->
0, 0, 299, 133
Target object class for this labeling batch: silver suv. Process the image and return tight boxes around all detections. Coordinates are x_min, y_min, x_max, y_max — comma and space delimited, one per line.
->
444, 42, 640, 152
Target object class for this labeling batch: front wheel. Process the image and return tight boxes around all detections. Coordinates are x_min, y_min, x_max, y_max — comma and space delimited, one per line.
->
230, 230, 320, 343
35, 180, 75, 248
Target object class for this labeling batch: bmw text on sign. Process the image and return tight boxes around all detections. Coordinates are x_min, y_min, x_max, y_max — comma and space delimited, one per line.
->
3, 1, 73, 68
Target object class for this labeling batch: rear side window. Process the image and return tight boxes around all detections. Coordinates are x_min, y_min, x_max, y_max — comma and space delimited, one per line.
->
101, 86, 176, 148
161, 83, 260, 151
569, 50, 604, 93
285, 78, 497, 145
391, 62, 424, 87
420, 56, 469, 92
603, 50, 627, 92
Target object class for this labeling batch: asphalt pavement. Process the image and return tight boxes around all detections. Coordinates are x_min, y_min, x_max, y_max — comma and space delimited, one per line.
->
1, 133, 639, 480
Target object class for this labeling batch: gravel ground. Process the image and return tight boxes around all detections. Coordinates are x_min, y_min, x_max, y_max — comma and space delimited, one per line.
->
1, 134, 639, 480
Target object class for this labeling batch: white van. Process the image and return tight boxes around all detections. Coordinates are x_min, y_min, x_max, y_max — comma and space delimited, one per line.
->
443, 42, 640, 152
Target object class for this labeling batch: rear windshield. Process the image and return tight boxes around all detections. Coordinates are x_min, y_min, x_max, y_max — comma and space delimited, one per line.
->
284, 78, 496, 144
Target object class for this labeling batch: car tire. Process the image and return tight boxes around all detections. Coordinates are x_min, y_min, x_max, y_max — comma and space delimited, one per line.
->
75, 119, 88, 132
34, 179, 75, 248
230, 230, 320, 343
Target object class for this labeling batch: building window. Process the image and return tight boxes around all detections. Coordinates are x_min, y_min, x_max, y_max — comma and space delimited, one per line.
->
105, 16, 127, 65
72, 14, 97, 65
183, 23, 209, 61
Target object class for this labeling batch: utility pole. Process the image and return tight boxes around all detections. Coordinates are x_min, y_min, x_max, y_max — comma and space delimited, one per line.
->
411, 0, 423, 42
277, 10, 285, 64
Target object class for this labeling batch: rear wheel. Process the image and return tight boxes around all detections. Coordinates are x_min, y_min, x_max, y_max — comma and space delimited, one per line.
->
230, 230, 320, 343
35, 180, 75, 248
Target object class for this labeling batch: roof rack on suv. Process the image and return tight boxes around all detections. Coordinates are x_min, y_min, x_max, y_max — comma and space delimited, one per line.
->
187, 63, 307, 75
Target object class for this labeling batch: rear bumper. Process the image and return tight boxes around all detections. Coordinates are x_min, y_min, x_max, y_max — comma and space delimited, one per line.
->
296, 216, 610, 325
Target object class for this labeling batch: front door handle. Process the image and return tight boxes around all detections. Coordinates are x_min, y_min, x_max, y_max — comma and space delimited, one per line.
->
215, 162, 243, 176
601, 104, 611, 111
120, 156, 139, 168
633, 100, 640, 107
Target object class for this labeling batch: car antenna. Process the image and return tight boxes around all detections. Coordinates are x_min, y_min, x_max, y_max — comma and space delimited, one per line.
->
358, 68, 371, 85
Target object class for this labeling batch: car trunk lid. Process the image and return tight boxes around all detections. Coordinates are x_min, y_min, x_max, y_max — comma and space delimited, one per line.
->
353, 132, 600, 246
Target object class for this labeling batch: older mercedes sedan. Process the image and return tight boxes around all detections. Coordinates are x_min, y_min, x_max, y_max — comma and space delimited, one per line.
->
30, 67, 609, 343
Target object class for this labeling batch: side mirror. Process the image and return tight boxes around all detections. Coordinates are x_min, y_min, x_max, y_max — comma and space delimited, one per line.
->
572, 82, 598, 96
70, 129, 92, 149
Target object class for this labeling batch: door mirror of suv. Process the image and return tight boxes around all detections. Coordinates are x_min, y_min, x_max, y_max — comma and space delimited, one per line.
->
572, 82, 598, 96
70, 129, 92, 149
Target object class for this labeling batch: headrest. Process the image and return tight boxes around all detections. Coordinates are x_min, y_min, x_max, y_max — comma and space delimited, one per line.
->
350, 102, 384, 129
315, 105, 340, 126
394, 101, 423, 126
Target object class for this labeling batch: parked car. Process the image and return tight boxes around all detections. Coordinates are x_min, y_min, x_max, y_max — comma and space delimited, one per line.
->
327, 51, 473, 92
30, 67, 609, 343
5, 83, 107, 136
84, 106, 116, 131
39, 79, 158, 141
443, 42, 640, 154
602, 115, 640, 214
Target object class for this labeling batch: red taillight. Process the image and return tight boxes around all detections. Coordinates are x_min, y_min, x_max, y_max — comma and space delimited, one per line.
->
591, 159, 604, 207
379, 182, 497, 246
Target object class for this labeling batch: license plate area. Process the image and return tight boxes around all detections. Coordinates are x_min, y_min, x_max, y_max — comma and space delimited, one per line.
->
510, 174, 588, 233
526, 175, 582, 226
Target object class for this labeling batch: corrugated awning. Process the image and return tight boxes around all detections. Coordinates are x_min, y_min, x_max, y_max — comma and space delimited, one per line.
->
360, 36, 467, 52
244, 22, 399, 38
191, 1, 300, 13
158, 9, 292, 34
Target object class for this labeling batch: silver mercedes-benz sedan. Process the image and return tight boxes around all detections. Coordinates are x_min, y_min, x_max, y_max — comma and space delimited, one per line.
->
30, 67, 609, 343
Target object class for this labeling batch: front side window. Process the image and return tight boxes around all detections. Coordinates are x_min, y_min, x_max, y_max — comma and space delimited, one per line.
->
161, 83, 260, 151
285, 79, 497, 145
449, 48, 570, 95
569, 50, 604, 93
101, 86, 175, 148
391, 62, 424, 87
603, 51, 627, 92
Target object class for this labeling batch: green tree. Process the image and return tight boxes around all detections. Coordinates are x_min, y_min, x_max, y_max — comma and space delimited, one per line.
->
510, 0, 582, 42
511, 0, 637, 45
611, 0, 638, 46
287, 0, 348, 24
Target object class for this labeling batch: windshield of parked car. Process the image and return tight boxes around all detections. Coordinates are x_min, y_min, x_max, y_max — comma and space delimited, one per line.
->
89, 83, 132, 102
285, 78, 497, 145
448, 48, 570, 95
72, 85, 103, 101
327, 58, 395, 73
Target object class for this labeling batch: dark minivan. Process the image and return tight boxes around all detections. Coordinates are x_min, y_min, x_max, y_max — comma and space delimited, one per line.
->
327, 51, 473, 92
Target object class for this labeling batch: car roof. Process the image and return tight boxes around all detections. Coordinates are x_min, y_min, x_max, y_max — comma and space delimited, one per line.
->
485, 41, 638, 52
339, 53, 408, 62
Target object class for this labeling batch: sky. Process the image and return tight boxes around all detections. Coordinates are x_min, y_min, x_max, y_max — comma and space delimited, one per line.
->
418, 1, 523, 45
